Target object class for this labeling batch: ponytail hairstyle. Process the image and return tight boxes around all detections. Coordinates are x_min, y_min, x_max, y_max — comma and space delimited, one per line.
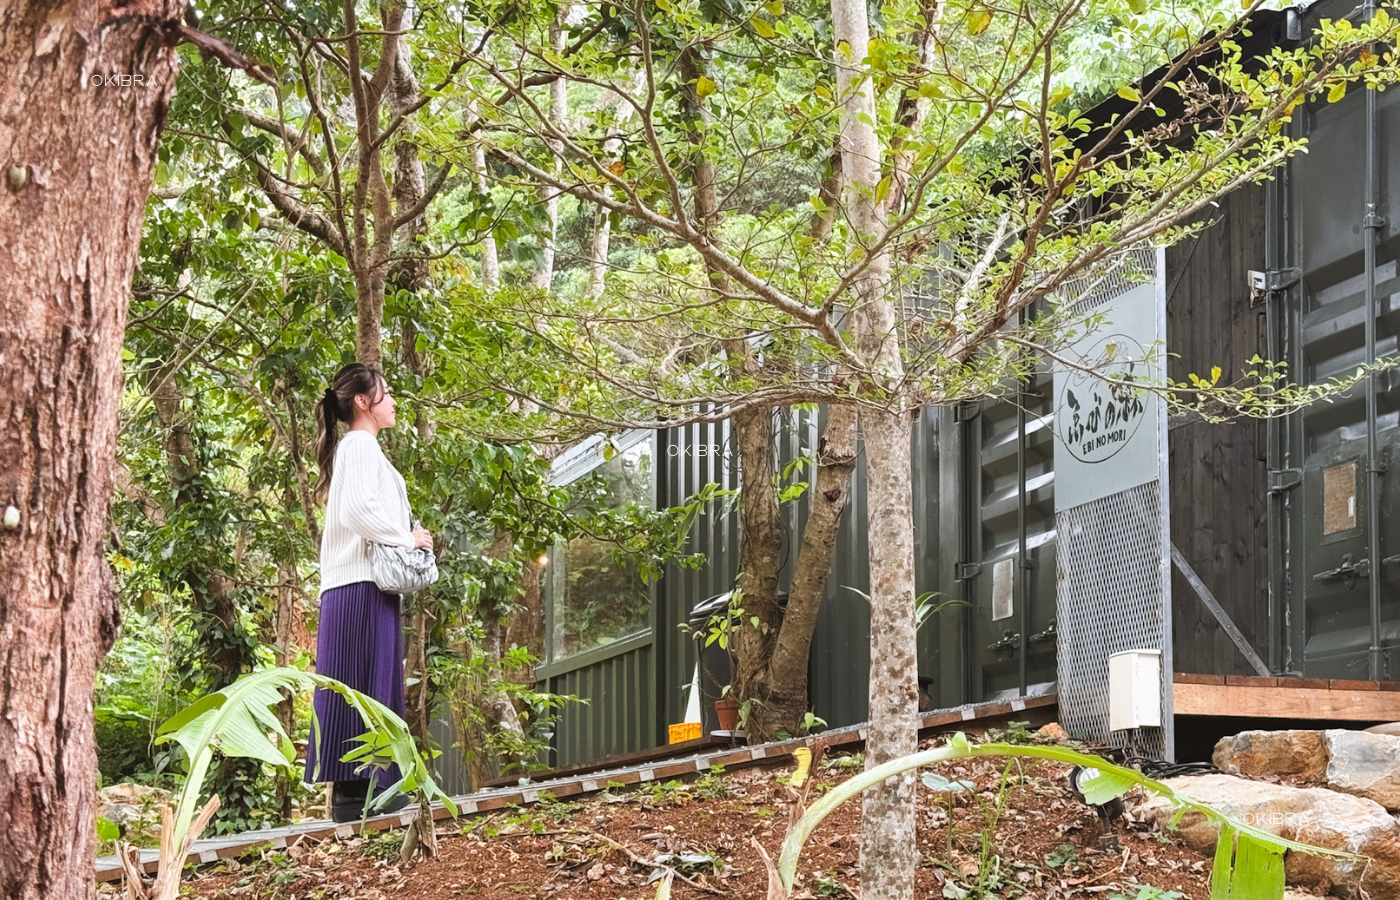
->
313, 363, 386, 500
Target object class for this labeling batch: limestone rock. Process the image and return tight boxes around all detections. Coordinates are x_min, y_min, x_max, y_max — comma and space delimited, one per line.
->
1212, 730, 1328, 781
1363, 721, 1400, 737
1323, 729, 1400, 810
1134, 773, 1400, 898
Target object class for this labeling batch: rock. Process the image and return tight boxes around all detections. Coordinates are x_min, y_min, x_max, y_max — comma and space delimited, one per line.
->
1323, 729, 1400, 810
1212, 730, 1328, 781
1363, 722, 1400, 737
1134, 773, 1400, 898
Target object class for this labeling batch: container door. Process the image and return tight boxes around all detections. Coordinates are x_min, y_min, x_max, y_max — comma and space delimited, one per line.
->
956, 369, 1058, 700
1272, 81, 1400, 678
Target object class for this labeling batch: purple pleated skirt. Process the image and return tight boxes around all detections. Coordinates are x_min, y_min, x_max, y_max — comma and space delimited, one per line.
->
304, 581, 405, 786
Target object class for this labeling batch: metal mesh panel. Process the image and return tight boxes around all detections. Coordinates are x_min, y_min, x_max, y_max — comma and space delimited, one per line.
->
1055, 246, 1157, 312
1056, 480, 1168, 757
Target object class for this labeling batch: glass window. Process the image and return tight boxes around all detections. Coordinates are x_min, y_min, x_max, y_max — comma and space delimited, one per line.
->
548, 439, 654, 660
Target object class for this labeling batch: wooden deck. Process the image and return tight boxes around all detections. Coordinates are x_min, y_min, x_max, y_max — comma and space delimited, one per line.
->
1174, 672, 1400, 721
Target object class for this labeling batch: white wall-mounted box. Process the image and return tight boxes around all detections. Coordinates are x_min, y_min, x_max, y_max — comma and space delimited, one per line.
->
1109, 648, 1162, 731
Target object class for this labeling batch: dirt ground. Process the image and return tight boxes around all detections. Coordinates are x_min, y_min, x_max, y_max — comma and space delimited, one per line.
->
122, 747, 1222, 900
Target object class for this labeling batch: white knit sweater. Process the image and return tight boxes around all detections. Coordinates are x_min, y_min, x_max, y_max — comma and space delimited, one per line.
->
320, 430, 416, 591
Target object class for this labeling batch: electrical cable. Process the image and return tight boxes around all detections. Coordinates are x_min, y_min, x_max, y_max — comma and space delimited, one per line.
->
1121, 754, 1219, 779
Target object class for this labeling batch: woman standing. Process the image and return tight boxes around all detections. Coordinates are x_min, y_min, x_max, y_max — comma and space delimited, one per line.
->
306, 363, 433, 822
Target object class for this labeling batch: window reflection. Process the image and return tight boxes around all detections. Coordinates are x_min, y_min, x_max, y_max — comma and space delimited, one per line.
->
549, 441, 654, 660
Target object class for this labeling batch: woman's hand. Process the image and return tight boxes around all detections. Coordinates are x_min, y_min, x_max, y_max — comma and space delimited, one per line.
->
412, 529, 434, 551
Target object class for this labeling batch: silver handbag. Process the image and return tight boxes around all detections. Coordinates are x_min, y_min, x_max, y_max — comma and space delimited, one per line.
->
370, 522, 438, 594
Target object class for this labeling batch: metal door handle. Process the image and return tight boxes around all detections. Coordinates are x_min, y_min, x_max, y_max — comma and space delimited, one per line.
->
1312, 554, 1371, 583
1029, 620, 1057, 643
988, 630, 1021, 652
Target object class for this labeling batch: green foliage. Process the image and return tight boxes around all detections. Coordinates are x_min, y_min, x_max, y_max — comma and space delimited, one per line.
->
434, 641, 580, 777
1108, 888, 1186, 900
694, 770, 731, 800
95, 714, 158, 788
157, 667, 456, 851
811, 870, 854, 898
1045, 843, 1080, 869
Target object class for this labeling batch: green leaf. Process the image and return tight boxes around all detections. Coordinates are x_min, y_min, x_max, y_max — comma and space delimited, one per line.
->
752, 18, 776, 38
921, 772, 976, 793
1230, 831, 1285, 900
1118, 85, 1142, 103
1328, 82, 1348, 103
1211, 824, 1236, 898
875, 175, 892, 204
96, 817, 121, 842
778, 483, 808, 502
695, 76, 717, 99
765, 0, 784, 13
1074, 765, 1136, 806
967, 8, 992, 35
155, 668, 456, 856
1127, 0, 1148, 14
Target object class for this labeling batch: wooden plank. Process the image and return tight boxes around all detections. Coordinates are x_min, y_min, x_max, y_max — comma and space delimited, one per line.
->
1224, 675, 1278, 687
1329, 679, 1380, 692
1173, 672, 1226, 685
1174, 682, 1400, 720
1165, 184, 1269, 680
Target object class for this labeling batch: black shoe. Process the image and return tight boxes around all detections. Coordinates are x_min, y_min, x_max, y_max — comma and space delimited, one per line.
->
330, 779, 370, 823
330, 781, 411, 823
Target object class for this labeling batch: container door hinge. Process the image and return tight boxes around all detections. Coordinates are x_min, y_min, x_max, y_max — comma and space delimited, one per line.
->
1248, 268, 1301, 307
1268, 468, 1303, 494
953, 401, 981, 423
955, 562, 982, 581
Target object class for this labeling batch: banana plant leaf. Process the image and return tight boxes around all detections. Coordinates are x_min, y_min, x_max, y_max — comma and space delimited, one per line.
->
156, 666, 457, 853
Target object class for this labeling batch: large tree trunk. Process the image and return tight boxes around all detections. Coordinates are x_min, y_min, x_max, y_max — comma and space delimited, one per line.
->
745, 404, 858, 739
0, 3, 181, 897
829, 0, 920, 896
727, 406, 784, 714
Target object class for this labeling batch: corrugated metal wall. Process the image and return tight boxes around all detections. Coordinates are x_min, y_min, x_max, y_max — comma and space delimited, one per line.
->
657, 416, 742, 736
544, 637, 655, 765
1268, 6, 1400, 679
